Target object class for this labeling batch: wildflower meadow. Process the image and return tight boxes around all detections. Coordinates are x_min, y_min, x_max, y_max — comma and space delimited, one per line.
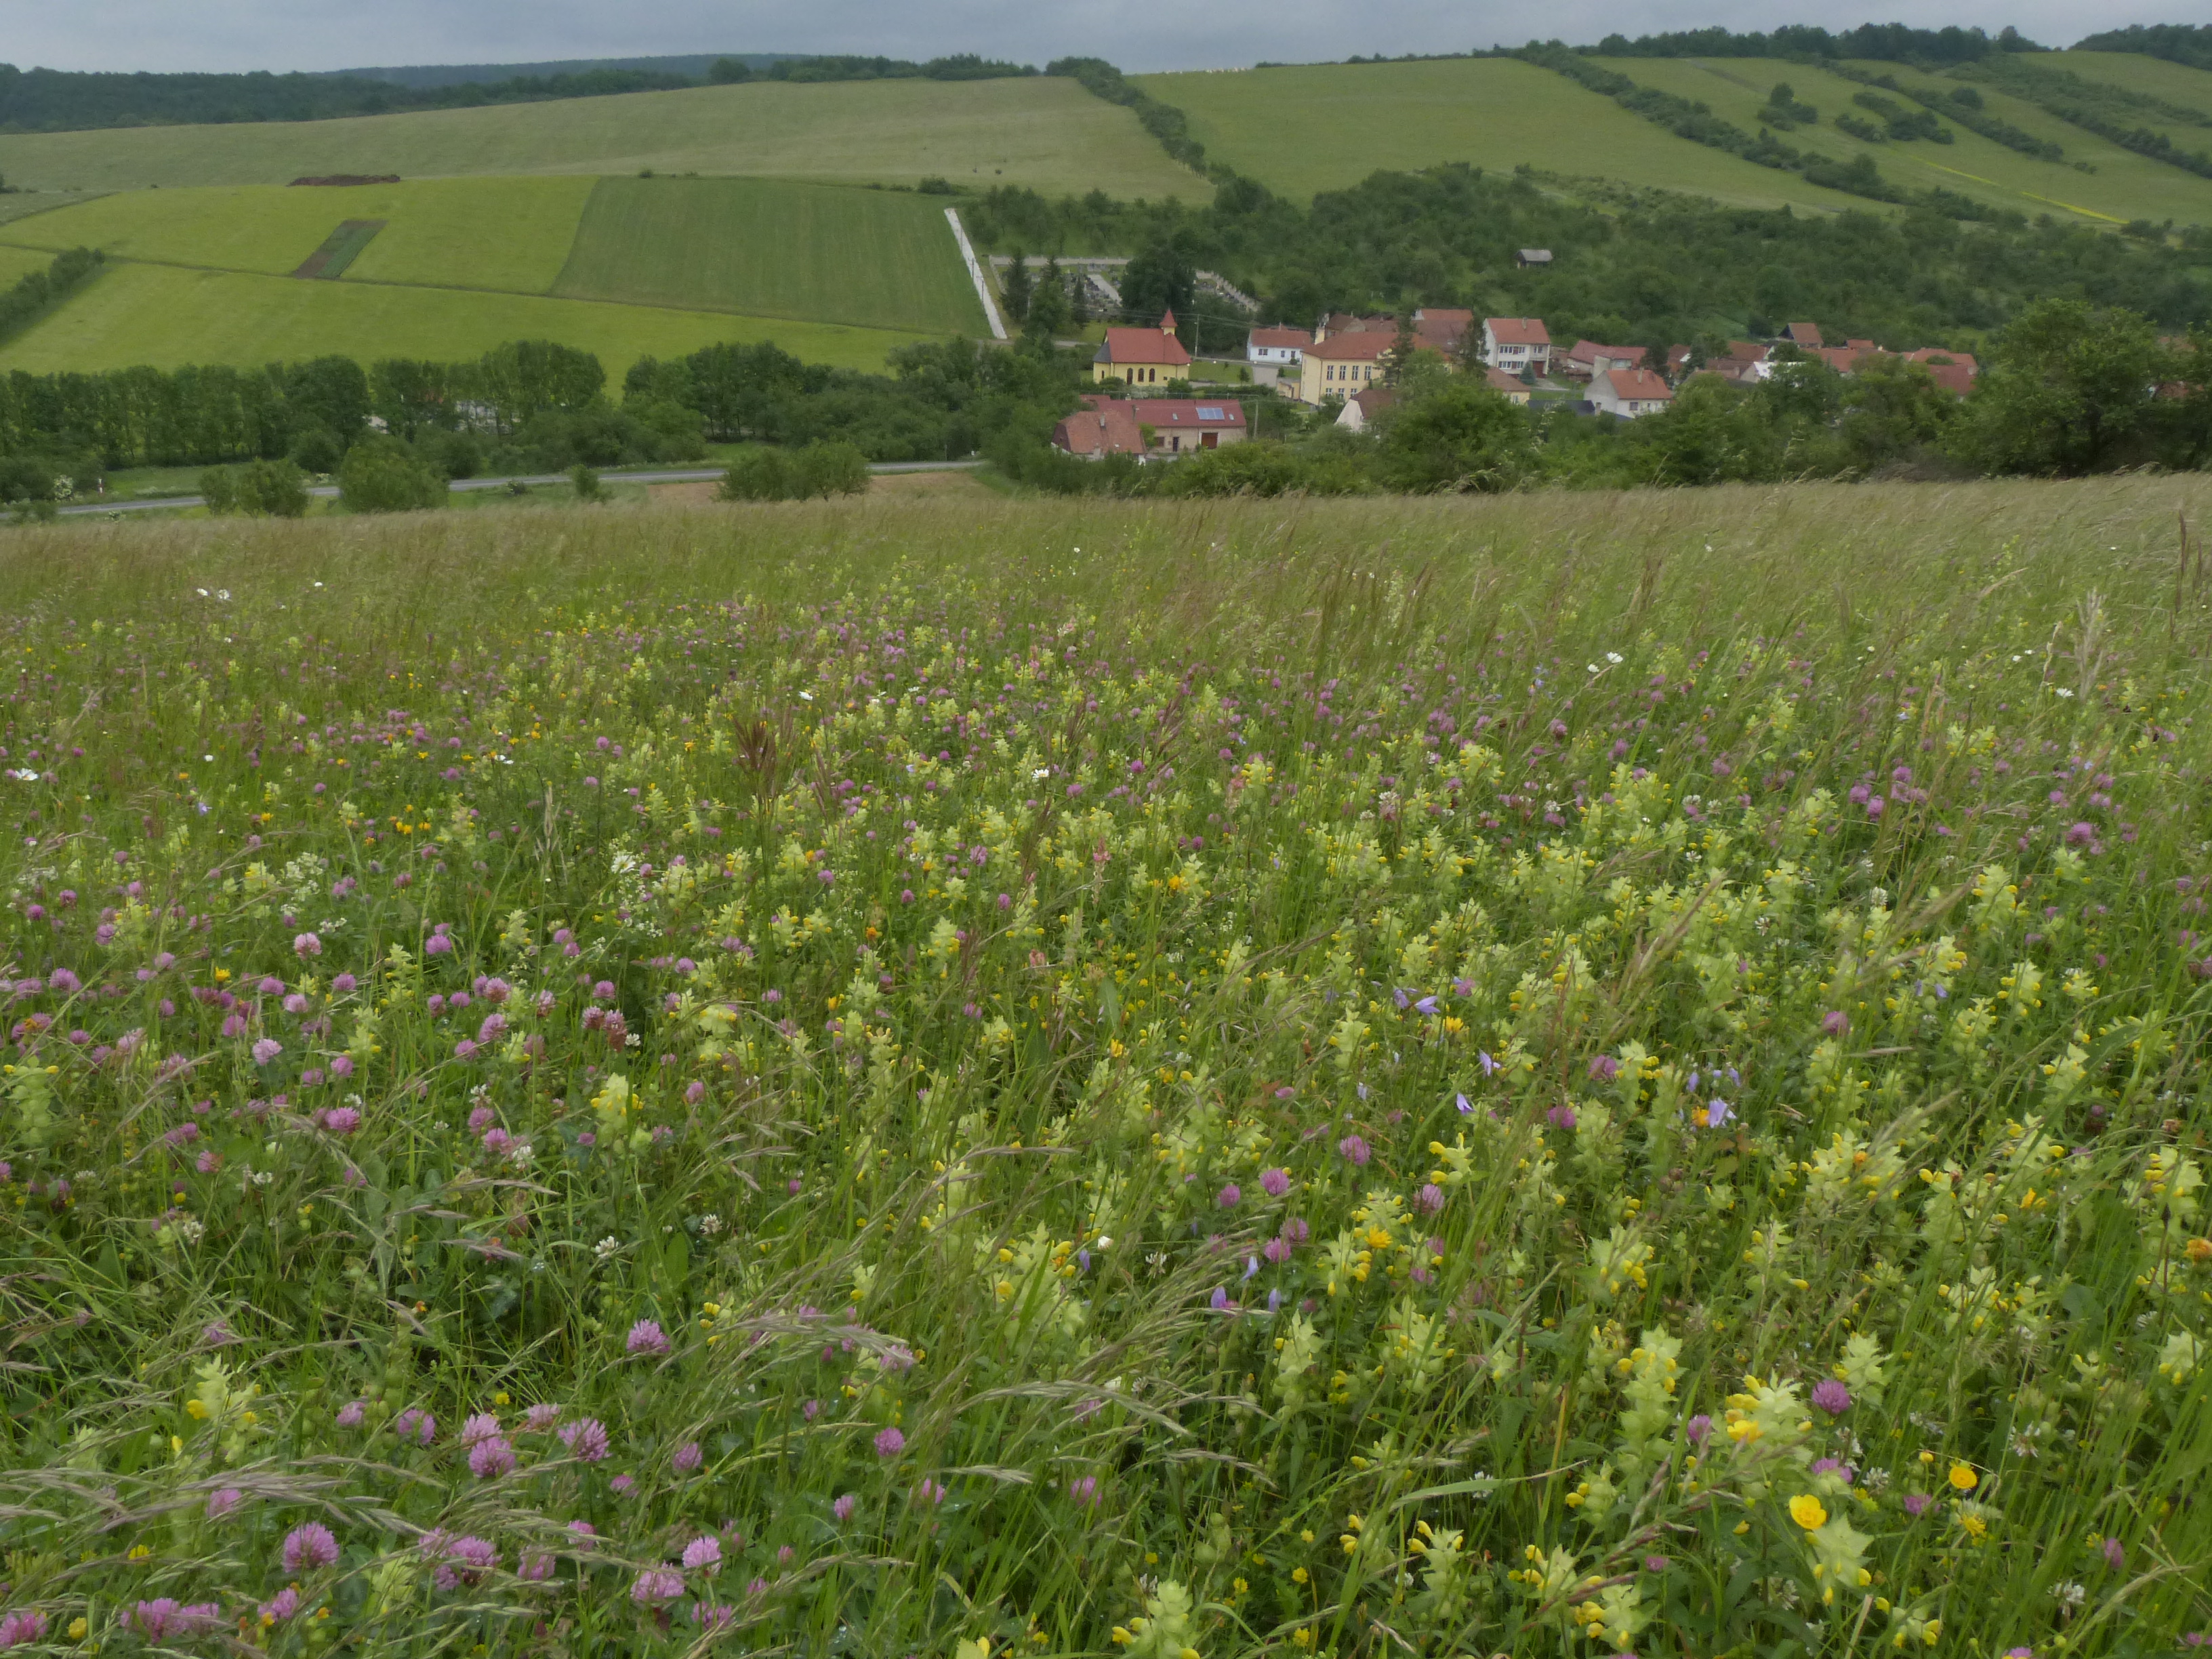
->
0, 479, 2206, 1658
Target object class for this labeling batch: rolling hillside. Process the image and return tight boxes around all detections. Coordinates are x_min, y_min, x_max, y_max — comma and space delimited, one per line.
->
1846, 60, 2212, 226
0, 175, 978, 373
2054, 49, 2212, 116
1595, 56, 2212, 226
0, 77, 1204, 199
1139, 59, 1915, 211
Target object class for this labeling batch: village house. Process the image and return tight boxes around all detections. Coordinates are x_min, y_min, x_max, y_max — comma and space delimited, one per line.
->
1903, 347, 1977, 395
1313, 312, 1395, 344
1561, 340, 1646, 380
1091, 311, 1191, 388
1481, 317, 1551, 375
1483, 367, 1533, 405
1782, 322, 1824, 348
1245, 325, 1312, 386
1296, 329, 1395, 405
1333, 387, 1397, 432
1051, 394, 1246, 459
1590, 366, 1675, 418
1412, 307, 1475, 356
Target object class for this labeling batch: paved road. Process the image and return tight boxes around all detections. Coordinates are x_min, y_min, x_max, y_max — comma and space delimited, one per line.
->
55, 459, 985, 518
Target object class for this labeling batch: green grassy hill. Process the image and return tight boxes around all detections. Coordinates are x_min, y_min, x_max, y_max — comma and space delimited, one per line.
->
0, 77, 1204, 199
0, 174, 979, 373
1594, 56, 2212, 226
1138, 59, 1907, 211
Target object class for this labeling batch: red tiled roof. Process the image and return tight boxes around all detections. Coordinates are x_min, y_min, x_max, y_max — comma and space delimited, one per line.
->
1784, 322, 1824, 347
1603, 367, 1674, 403
1249, 326, 1313, 349
1097, 326, 1192, 368
1309, 331, 1396, 363
1052, 398, 1147, 457
1484, 367, 1529, 395
1136, 398, 1247, 428
1567, 340, 1645, 369
1485, 316, 1551, 346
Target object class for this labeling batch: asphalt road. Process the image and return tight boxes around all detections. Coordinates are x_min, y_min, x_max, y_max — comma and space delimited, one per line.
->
54, 459, 985, 518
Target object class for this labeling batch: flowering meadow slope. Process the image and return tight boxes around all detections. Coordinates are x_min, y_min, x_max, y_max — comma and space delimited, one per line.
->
0, 481, 2207, 1657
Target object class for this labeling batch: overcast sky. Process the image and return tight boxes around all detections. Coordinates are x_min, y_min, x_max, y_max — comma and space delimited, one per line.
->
0, 0, 2183, 75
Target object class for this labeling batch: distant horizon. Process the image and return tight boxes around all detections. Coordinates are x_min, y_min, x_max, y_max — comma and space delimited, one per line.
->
0, 3, 2179, 80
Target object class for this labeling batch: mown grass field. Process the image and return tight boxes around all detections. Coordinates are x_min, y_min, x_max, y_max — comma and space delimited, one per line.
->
1591, 55, 2212, 227
1844, 61, 2212, 228
0, 476, 2204, 1656
0, 260, 930, 374
1135, 59, 1896, 210
550, 177, 985, 335
0, 78, 1206, 200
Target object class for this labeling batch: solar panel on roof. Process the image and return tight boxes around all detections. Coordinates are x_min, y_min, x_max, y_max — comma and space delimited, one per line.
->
1196, 406, 1225, 419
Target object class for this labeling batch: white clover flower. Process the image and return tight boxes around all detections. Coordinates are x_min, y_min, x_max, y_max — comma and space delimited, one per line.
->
594, 1235, 623, 1261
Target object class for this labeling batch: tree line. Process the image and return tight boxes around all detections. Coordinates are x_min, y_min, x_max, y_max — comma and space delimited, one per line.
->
0, 54, 1038, 135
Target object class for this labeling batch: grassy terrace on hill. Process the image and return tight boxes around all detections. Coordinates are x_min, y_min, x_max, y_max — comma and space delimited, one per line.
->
1844, 62, 2212, 228
0, 262, 930, 373
0, 479, 2205, 1654
1589, 55, 2212, 227
1138, 59, 1881, 211
0, 77, 1205, 199
2056, 50, 2212, 119
551, 177, 986, 334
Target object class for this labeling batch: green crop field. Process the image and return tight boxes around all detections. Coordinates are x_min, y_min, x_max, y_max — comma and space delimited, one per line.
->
0, 475, 2206, 1656
2053, 50, 2212, 118
0, 173, 981, 376
0, 260, 930, 375
0, 178, 602, 293
1592, 56, 2212, 227
1136, 58, 1894, 211
0, 78, 1206, 201
551, 176, 983, 335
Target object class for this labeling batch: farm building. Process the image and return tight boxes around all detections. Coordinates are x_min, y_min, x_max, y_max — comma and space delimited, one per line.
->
1092, 312, 1192, 387
1591, 367, 1675, 417
1051, 394, 1246, 458
1481, 316, 1551, 373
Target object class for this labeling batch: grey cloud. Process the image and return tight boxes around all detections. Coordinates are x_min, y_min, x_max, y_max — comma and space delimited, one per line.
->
0, 0, 2172, 76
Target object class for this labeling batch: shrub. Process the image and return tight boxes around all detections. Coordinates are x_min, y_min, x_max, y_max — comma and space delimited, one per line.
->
286, 426, 344, 476
571, 464, 605, 502
201, 457, 309, 518
337, 436, 445, 514
719, 447, 794, 501
792, 441, 870, 499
